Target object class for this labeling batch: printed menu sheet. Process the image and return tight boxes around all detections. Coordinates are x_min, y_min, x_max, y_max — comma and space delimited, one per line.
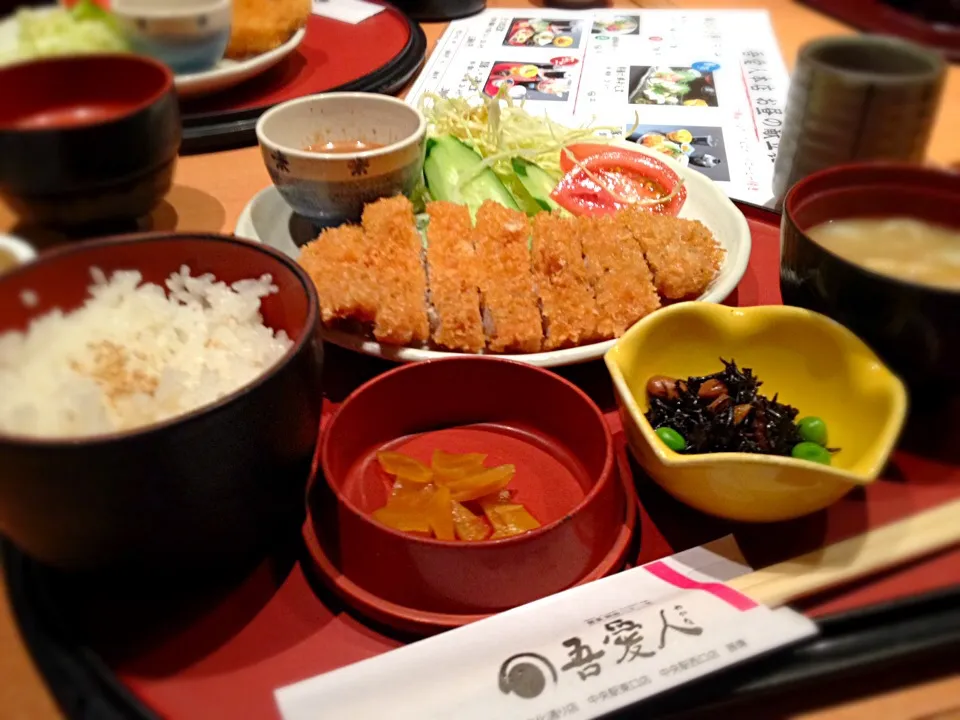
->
276, 543, 817, 720
406, 8, 790, 206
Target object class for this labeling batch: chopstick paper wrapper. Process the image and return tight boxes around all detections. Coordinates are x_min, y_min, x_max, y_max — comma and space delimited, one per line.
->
276, 498, 960, 720
275, 543, 814, 720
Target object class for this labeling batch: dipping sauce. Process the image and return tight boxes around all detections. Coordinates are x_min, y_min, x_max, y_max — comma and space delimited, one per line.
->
0, 248, 18, 273
303, 139, 384, 153
807, 217, 960, 290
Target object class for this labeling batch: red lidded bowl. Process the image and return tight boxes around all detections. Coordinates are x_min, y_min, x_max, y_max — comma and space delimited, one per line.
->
306, 356, 632, 633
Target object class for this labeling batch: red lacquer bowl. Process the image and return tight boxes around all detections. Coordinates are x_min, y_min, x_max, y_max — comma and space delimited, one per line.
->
0, 54, 180, 229
0, 234, 324, 576
307, 357, 628, 632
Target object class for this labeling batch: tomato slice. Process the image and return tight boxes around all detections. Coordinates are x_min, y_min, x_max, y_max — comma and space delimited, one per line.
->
550, 150, 686, 218
559, 143, 619, 174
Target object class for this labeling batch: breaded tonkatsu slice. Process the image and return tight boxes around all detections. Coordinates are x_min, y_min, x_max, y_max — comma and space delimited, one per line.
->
622, 207, 724, 300
298, 225, 377, 328
360, 196, 430, 346
473, 201, 543, 354
580, 214, 661, 338
531, 213, 599, 350
425, 202, 485, 353
226, 0, 311, 59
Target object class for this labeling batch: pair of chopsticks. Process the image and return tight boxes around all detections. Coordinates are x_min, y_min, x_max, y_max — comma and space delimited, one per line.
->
726, 499, 960, 607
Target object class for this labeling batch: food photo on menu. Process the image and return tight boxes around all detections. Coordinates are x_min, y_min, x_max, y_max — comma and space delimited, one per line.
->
628, 65, 719, 107
504, 17, 585, 48
626, 125, 731, 182
483, 57, 578, 102
591, 15, 640, 35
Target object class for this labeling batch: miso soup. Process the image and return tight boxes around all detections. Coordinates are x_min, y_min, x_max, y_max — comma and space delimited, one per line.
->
806, 217, 960, 291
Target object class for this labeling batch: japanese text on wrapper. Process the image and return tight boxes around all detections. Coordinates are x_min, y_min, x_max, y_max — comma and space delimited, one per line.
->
499, 602, 735, 709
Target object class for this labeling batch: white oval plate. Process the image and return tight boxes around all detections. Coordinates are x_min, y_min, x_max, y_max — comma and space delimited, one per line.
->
176, 28, 306, 99
234, 144, 752, 368
0, 8, 305, 100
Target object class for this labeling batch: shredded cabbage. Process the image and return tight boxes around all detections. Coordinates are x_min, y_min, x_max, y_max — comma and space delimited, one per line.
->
419, 87, 630, 182
0, 2, 128, 66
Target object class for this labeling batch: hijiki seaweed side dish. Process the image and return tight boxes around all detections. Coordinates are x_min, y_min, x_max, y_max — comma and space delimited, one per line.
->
644, 359, 838, 465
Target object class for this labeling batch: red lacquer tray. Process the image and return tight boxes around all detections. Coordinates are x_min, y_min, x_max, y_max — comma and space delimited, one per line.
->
10, 205, 960, 719
179, 6, 427, 153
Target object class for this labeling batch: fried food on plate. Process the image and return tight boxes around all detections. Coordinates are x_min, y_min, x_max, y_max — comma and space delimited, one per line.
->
226, 0, 311, 59
298, 224, 377, 328
473, 201, 543, 354
297, 198, 724, 355
622, 206, 724, 300
580, 214, 661, 339
531, 212, 599, 351
361, 196, 430, 346
425, 201, 485, 353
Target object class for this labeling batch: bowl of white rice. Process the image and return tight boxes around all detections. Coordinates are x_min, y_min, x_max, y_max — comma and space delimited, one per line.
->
0, 232, 323, 575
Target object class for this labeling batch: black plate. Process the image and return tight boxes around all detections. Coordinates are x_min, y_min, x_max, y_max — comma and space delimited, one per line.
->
5, 538, 960, 720
179, 13, 427, 154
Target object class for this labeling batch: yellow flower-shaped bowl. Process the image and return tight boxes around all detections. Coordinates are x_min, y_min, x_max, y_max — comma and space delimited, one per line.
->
605, 303, 908, 522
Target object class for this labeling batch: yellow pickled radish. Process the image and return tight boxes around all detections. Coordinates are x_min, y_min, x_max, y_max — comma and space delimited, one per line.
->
431, 449, 488, 483
376, 450, 434, 483
451, 500, 491, 541
429, 486, 455, 541
447, 464, 516, 502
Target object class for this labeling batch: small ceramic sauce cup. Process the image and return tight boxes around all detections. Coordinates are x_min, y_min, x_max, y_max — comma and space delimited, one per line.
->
112, 0, 232, 74
256, 93, 427, 227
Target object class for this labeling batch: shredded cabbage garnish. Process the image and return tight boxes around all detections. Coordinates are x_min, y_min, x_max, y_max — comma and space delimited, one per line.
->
0, 2, 128, 66
419, 85, 634, 182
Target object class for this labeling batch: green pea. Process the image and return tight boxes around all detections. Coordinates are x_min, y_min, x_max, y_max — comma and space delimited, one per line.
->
792, 442, 832, 465
655, 427, 687, 452
797, 416, 828, 446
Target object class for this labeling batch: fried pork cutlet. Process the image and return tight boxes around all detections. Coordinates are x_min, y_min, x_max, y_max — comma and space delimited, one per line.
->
361, 196, 430, 346
580, 214, 661, 338
622, 207, 725, 300
531, 213, 599, 351
473, 201, 543, 354
226, 0, 311, 59
297, 225, 377, 328
425, 202, 485, 353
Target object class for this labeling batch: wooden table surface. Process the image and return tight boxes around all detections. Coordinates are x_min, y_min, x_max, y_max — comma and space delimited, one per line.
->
1, 1, 959, 718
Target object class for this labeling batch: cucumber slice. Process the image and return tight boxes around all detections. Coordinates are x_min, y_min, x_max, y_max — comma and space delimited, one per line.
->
511, 157, 561, 213
423, 136, 520, 218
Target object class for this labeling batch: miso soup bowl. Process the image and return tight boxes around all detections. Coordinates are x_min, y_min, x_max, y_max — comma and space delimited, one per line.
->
606, 303, 907, 523
781, 162, 960, 395
256, 93, 427, 227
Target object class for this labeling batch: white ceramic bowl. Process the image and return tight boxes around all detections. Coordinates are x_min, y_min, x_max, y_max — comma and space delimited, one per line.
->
0, 233, 37, 275
256, 92, 427, 227
112, 0, 232, 74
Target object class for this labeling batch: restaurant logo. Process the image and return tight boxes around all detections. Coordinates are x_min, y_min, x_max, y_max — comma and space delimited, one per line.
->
498, 652, 558, 699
